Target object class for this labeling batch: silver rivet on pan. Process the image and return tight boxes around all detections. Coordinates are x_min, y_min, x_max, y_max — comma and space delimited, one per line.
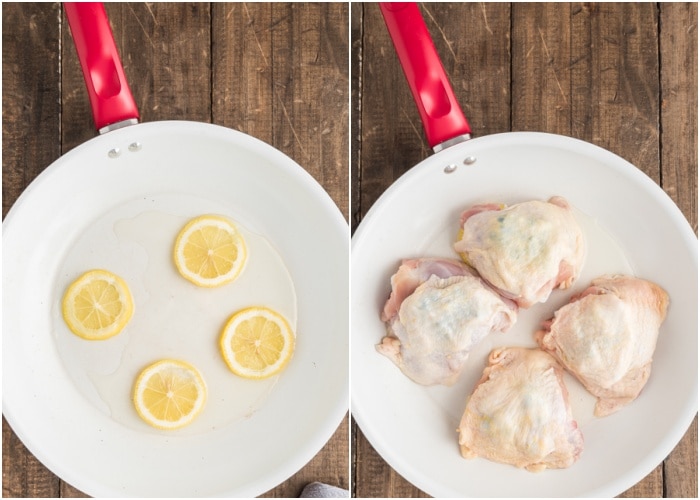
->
444, 164, 458, 173
108, 148, 121, 158
463, 156, 477, 165
128, 142, 142, 152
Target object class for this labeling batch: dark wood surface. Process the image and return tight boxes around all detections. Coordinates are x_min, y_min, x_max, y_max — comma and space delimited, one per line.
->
2, 3, 348, 498
351, 2, 697, 498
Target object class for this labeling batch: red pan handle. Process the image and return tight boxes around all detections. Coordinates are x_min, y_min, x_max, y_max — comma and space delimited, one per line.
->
379, 3, 471, 151
64, 2, 139, 132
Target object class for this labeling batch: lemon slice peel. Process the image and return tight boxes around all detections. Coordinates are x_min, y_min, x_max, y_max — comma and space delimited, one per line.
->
62, 269, 134, 340
220, 306, 295, 380
173, 214, 247, 288
133, 359, 207, 430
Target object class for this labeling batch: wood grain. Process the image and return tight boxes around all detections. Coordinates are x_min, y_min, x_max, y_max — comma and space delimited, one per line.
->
1, 2, 61, 219
3, 3, 348, 497
352, 2, 697, 497
350, 3, 362, 231
660, 2, 698, 233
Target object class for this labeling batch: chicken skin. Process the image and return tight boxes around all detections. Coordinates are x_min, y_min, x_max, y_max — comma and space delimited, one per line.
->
378, 258, 517, 386
453, 196, 585, 308
536, 275, 669, 416
458, 347, 584, 471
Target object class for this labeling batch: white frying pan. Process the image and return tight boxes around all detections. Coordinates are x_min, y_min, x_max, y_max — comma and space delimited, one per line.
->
351, 3, 697, 497
3, 3, 348, 497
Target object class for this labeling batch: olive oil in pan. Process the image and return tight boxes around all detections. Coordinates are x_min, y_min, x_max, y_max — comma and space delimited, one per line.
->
53, 202, 297, 435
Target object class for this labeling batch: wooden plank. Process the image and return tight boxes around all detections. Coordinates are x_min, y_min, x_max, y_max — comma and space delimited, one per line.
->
512, 3, 572, 135
1, 2, 61, 219
571, 2, 661, 178
271, 2, 349, 219
660, 1, 698, 233
212, 3, 275, 143
118, 2, 212, 123
351, 3, 362, 232
2, 3, 62, 495
356, 1, 422, 219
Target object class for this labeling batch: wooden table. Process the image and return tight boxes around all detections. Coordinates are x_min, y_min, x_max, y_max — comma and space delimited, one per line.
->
2, 3, 348, 497
351, 3, 697, 498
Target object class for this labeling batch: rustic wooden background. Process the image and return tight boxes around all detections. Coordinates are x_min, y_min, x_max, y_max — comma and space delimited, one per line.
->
2, 2, 348, 497
351, 2, 697, 498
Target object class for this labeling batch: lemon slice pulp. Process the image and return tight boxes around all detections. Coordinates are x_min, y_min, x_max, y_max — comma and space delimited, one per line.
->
62, 269, 134, 340
133, 359, 207, 430
220, 306, 295, 379
173, 214, 247, 287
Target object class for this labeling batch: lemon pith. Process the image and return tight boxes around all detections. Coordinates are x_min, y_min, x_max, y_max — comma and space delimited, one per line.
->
219, 306, 295, 379
173, 214, 247, 287
133, 359, 207, 430
62, 269, 134, 340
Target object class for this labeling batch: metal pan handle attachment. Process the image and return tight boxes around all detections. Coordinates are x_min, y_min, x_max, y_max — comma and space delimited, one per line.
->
379, 2, 471, 152
64, 2, 139, 133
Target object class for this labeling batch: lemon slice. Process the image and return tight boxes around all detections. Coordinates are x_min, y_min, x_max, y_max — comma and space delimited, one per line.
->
62, 269, 134, 340
220, 306, 295, 379
173, 214, 247, 287
133, 359, 207, 430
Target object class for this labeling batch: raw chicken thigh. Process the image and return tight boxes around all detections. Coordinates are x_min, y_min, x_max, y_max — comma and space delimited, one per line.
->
458, 347, 584, 471
453, 196, 585, 308
378, 258, 517, 386
536, 275, 669, 416
381, 257, 474, 322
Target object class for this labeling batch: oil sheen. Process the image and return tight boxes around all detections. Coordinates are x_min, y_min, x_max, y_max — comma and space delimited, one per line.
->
52, 195, 297, 436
